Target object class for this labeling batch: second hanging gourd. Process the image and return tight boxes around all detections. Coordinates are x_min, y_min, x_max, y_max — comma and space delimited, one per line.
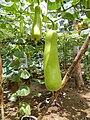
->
31, 5, 42, 41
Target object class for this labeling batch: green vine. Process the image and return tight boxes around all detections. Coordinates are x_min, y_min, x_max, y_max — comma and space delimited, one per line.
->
47, 17, 55, 30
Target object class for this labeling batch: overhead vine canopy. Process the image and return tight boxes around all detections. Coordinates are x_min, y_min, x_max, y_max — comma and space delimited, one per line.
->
0, 0, 90, 42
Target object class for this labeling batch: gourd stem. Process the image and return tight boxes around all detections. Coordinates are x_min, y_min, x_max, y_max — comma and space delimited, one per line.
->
45, 0, 48, 32
52, 91, 54, 97
46, 0, 55, 30
37, 0, 40, 5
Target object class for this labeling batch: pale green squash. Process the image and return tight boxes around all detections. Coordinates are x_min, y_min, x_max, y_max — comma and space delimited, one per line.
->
31, 5, 42, 41
44, 30, 62, 91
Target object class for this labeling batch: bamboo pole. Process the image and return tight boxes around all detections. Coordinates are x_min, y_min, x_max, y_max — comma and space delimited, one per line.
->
73, 46, 84, 87
61, 33, 90, 89
0, 55, 5, 120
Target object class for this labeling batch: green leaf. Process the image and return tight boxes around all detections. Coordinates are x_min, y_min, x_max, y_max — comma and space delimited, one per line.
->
13, 50, 25, 58
62, 12, 74, 20
34, 0, 43, 3
26, 0, 32, 2
33, 78, 45, 84
73, 11, 79, 19
48, 1, 61, 10
11, 72, 20, 82
1, 3, 18, 13
43, 15, 49, 22
85, 51, 89, 56
81, 0, 90, 8
17, 85, 30, 96
9, 93, 17, 101
19, 69, 31, 79
80, 29, 90, 36
5, 0, 11, 2
72, 0, 80, 5
10, 58, 20, 68
11, 0, 19, 2
34, 91, 42, 97
85, 11, 90, 19
81, 0, 90, 18
0, 24, 6, 29
56, 0, 63, 3
19, 102, 31, 115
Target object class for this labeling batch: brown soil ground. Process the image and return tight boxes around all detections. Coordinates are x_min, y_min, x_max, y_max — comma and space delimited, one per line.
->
2, 79, 90, 120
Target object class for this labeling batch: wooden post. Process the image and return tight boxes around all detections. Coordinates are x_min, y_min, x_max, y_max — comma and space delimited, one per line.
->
0, 55, 5, 120
73, 46, 84, 87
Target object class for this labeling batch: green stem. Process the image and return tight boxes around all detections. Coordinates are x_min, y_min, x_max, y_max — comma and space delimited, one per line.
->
61, 2, 65, 11
37, 0, 40, 5
45, 0, 48, 32
57, 1, 80, 12
46, 0, 55, 30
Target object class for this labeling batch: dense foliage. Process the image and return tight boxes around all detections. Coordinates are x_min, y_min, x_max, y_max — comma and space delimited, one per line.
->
0, 0, 90, 116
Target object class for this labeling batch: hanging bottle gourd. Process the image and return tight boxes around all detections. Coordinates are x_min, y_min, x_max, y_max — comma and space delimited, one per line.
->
44, 30, 62, 91
31, 5, 42, 41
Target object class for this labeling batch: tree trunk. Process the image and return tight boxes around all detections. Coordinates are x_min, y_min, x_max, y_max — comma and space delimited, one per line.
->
73, 46, 84, 87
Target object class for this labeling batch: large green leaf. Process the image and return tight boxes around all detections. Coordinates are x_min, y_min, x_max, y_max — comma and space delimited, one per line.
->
48, 1, 61, 10
62, 12, 74, 20
1, 3, 18, 13
19, 102, 31, 115
17, 85, 30, 96
19, 69, 31, 79
81, 0, 90, 18
81, 0, 90, 8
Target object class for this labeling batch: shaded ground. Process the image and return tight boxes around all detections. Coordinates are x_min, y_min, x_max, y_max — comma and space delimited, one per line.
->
2, 79, 90, 120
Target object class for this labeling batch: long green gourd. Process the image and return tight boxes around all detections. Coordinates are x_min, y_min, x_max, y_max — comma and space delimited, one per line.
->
44, 30, 62, 91
31, 5, 42, 41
